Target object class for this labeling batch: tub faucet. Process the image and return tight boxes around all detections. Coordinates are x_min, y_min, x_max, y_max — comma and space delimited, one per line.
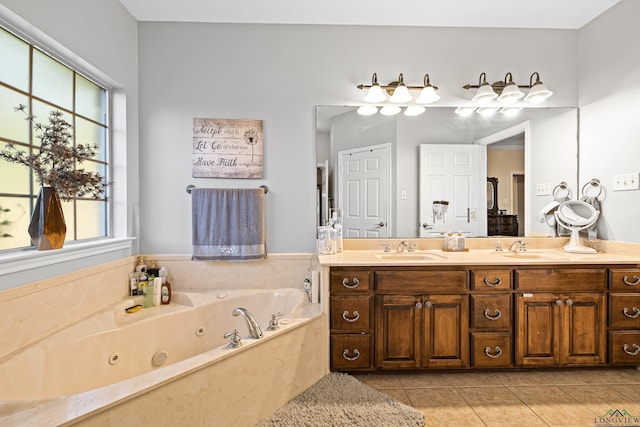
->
232, 307, 264, 339
509, 240, 528, 252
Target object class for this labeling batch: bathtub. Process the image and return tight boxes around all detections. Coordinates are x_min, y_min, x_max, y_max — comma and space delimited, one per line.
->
0, 287, 326, 426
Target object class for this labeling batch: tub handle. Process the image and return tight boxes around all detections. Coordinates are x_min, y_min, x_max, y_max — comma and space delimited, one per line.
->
342, 277, 360, 289
342, 310, 360, 323
342, 348, 361, 361
223, 330, 243, 348
267, 312, 284, 331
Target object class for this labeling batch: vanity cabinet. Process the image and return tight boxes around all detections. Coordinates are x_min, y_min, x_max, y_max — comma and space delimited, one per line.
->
608, 268, 640, 364
470, 269, 513, 368
376, 294, 468, 369
328, 263, 639, 372
515, 268, 607, 366
374, 269, 468, 370
329, 269, 374, 371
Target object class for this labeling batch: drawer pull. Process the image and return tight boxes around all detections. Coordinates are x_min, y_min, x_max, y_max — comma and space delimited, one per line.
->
483, 277, 502, 287
623, 307, 640, 319
342, 348, 361, 361
623, 344, 640, 356
484, 346, 503, 359
623, 275, 640, 286
341, 277, 360, 289
342, 310, 360, 323
483, 309, 502, 321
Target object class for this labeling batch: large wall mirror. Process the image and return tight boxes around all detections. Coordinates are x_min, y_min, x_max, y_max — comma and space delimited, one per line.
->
316, 106, 578, 239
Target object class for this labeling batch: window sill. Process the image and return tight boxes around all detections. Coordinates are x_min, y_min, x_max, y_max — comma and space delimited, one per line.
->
0, 237, 135, 275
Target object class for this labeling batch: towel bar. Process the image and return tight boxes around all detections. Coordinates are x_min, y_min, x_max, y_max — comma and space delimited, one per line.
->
186, 185, 268, 194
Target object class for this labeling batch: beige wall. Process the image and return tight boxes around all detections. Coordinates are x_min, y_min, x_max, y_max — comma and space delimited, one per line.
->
488, 147, 525, 214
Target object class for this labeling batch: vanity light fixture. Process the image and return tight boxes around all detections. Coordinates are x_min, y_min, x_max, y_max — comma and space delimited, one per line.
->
358, 72, 440, 111
500, 107, 523, 116
464, 72, 553, 105
523, 72, 553, 104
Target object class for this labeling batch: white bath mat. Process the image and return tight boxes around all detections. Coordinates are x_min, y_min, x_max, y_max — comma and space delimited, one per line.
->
257, 372, 425, 426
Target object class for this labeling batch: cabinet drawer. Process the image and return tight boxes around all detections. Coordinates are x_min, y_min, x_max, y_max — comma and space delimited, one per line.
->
471, 332, 512, 368
376, 270, 467, 293
330, 270, 372, 294
471, 270, 512, 291
330, 296, 372, 332
515, 268, 606, 291
330, 333, 373, 370
609, 331, 640, 365
610, 269, 640, 291
609, 294, 640, 328
471, 294, 512, 329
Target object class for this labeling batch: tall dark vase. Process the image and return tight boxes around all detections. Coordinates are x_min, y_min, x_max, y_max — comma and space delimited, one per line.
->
28, 187, 66, 250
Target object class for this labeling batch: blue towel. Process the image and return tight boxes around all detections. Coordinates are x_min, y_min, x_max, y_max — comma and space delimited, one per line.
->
191, 188, 267, 261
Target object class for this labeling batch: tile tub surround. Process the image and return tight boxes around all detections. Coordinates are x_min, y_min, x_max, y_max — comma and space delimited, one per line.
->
0, 314, 327, 427
0, 253, 320, 424
0, 253, 315, 360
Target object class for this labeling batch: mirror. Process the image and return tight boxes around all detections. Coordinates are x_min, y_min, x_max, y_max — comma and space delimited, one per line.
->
316, 106, 578, 238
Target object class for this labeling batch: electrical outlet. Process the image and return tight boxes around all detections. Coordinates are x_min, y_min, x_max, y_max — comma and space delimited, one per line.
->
536, 183, 552, 196
613, 173, 640, 191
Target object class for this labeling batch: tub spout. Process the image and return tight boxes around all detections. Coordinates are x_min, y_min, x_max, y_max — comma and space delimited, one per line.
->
232, 307, 264, 339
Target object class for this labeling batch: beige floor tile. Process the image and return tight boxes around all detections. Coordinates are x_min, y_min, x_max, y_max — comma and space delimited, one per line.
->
559, 384, 640, 418
509, 385, 595, 426
377, 388, 413, 406
491, 369, 557, 386
405, 388, 485, 427
606, 384, 640, 404
457, 386, 548, 426
352, 373, 403, 389
398, 370, 503, 389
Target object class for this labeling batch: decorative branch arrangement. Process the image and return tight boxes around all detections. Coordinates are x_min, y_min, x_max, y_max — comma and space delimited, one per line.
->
0, 105, 107, 200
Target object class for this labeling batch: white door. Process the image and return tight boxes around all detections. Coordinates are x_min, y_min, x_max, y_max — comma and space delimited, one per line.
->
419, 144, 486, 237
338, 143, 391, 238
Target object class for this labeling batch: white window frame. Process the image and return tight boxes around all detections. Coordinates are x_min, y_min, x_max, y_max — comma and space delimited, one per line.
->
0, 6, 133, 288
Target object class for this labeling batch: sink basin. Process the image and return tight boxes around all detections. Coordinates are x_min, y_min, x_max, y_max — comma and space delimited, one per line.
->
494, 251, 567, 260
376, 252, 447, 261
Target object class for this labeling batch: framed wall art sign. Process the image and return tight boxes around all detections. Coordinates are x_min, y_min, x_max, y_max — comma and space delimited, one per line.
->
192, 118, 264, 178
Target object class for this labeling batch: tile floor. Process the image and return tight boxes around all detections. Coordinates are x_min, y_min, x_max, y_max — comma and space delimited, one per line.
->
354, 368, 640, 426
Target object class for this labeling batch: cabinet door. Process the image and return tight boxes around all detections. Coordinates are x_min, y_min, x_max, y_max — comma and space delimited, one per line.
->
563, 293, 606, 365
422, 294, 469, 368
516, 293, 561, 366
376, 295, 421, 369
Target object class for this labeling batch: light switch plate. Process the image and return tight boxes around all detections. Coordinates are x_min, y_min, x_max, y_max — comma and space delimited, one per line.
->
536, 183, 552, 196
613, 173, 640, 191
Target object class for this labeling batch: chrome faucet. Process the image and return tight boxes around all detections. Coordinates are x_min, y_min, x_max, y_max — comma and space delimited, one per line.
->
232, 307, 264, 339
508, 240, 528, 252
397, 241, 416, 253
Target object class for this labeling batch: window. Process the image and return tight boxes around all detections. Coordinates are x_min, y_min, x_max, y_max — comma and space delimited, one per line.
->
0, 26, 109, 251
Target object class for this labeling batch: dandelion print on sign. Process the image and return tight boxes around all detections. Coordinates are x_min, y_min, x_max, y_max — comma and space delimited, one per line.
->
192, 118, 263, 178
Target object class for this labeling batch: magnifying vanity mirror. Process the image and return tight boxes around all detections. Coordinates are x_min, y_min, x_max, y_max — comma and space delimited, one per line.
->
316, 106, 578, 239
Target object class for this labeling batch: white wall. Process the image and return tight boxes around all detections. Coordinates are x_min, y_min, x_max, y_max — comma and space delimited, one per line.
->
138, 23, 578, 253
579, 0, 640, 243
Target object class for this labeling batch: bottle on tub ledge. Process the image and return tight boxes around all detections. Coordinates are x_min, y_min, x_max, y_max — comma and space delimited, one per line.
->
159, 266, 172, 305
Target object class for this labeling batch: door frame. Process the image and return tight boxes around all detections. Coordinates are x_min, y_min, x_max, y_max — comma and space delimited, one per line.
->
475, 121, 531, 236
336, 142, 393, 237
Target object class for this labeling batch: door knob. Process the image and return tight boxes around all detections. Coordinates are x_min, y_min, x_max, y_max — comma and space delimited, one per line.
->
375, 222, 385, 227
